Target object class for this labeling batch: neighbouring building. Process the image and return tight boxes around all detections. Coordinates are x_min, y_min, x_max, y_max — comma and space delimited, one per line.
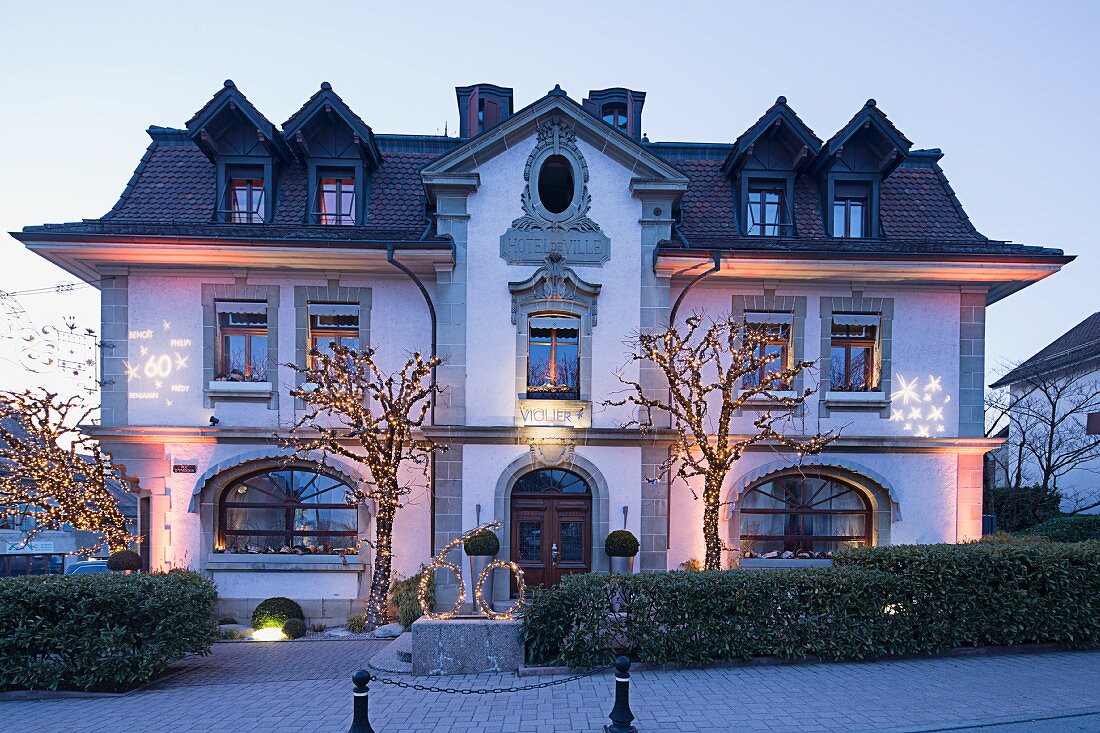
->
988, 312, 1100, 511
13, 81, 1072, 620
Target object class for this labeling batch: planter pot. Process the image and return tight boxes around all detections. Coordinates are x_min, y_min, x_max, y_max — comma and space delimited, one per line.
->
468, 553, 497, 609
608, 555, 635, 575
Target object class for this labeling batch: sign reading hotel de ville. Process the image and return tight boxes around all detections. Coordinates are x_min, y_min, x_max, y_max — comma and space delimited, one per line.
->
500, 228, 610, 266
516, 399, 592, 429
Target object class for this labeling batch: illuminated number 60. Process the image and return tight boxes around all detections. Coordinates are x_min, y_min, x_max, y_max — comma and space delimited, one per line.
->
417, 520, 526, 620
144, 354, 172, 378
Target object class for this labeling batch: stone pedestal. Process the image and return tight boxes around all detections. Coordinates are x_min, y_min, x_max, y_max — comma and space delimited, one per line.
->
411, 617, 524, 675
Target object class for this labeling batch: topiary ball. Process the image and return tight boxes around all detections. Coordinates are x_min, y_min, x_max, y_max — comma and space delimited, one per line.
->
106, 549, 143, 572
251, 597, 305, 630
282, 618, 307, 639
605, 530, 639, 557
463, 528, 500, 556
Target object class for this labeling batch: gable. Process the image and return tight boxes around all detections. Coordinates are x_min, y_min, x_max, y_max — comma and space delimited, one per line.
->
421, 88, 688, 186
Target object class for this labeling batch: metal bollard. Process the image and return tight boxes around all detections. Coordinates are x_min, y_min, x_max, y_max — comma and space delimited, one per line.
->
347, 669, 376, 733
605, 655, 637, 733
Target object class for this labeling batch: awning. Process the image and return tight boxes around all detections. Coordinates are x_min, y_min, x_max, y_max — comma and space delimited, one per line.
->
215, 301, 267, 315
530, 316, 580, 330
745, 311, 793, 325
309, 304, 360, 317
832, 313, 880, 327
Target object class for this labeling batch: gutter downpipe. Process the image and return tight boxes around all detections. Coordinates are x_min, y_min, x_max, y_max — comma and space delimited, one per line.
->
664, 249, 722, 554
387, 242, 441, 553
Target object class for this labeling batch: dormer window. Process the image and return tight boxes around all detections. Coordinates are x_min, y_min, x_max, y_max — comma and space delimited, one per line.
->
746, 181, 789, 236
832, 181, 870, 238
226, 168, 265, 223
602, 103, 628, 133
318, 174, 356, 225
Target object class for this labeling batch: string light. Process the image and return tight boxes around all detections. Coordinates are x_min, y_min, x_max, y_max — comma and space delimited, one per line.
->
607, 313, 835, 571
284, 343, 444, 631
418, 521, 526, 621
0, 388, 134, 556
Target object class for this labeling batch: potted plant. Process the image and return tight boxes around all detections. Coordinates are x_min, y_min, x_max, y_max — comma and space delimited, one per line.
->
605, 530, 639, 574
463, 528, 500, 608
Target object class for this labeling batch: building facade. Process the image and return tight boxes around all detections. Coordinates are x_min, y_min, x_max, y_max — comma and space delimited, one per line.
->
15, 81, 1071, 619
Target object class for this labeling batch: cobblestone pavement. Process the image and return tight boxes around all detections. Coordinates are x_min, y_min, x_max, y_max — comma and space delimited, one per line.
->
3, 642, 1100, 733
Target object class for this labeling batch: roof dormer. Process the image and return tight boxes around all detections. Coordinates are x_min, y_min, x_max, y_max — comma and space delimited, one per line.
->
282, 82, 382, 225
582, 87, 646, 140
722, 97, 822, 237
185, 80, 289, 224
456, 83, 514, 138
813, 100, 913, 239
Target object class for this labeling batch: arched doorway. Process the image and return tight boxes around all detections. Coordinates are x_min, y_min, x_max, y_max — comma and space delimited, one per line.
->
738, 472, 873, 554
509, 468, 592, 590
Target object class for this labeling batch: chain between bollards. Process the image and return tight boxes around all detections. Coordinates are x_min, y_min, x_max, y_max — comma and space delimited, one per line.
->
605, 655, 637, 733
348, 669, 376, 733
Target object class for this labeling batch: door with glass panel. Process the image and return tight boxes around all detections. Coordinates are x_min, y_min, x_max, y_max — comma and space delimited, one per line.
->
509, 468, 591, 593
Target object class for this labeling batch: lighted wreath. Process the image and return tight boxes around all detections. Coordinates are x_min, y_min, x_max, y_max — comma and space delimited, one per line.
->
417, 520, 526, 620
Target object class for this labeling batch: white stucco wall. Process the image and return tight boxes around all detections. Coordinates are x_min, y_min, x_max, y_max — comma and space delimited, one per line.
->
463, 135, 642, 428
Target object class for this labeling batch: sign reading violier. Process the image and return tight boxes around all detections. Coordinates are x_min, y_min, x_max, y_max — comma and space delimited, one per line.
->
516, 399, 592, 428
500, 229, 610, 265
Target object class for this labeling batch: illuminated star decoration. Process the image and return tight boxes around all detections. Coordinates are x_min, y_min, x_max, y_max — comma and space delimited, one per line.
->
173, 352, 189, 370
891, 373, 951, 437
139, 344, 149, 357
162, 320, 171, 331
123, 361, 140, 382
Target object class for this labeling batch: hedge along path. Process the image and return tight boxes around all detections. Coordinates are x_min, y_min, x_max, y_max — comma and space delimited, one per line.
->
524, 542, 1100, 667
0, 572, 219, 692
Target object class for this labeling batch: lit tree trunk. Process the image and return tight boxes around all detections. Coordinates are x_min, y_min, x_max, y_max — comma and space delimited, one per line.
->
365, 494, 397, 629
702, 474, 724, 571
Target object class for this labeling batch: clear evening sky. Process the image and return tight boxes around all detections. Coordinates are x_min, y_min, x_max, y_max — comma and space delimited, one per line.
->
1, 0, 1096, 396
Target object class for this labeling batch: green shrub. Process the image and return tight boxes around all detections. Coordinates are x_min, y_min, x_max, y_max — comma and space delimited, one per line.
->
0, 570, 218, 692
978, 532, 1050, 545
984, 484, 1062, 532
463, 529, 500, 556
346, 613, 368, 634
218, 617, 238, 625
1020, 515, 1100, 543
836, 542, 1100, 651
525, 543, 1100, 667
251, 597, 304, 630
604, 530, 639, 557
106, 549, 143, 572
282, 618, 307, 639
391, 566, 434, 629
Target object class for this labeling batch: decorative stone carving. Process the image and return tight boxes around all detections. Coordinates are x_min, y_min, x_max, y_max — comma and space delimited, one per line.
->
500, 118, 611, 266
508, 252, 602, 326
529, 438, 576, 467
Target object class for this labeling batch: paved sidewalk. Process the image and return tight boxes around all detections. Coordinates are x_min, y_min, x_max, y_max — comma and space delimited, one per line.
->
3, 642, 1100, 732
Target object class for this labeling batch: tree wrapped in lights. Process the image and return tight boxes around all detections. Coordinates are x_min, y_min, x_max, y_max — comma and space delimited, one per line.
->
610, 313, 836, 570
0, 389, 132, 555
285, 343, 443, 631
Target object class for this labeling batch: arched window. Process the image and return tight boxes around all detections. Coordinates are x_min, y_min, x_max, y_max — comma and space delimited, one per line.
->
739, 472, 871, 554
217, 468, 358, 554
513, 468, 590, 494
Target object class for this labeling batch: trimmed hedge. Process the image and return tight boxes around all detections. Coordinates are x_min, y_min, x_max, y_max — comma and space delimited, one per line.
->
1020, 515, 1100, 543
525, 543, 1100, 667
0, 570, 218, 691
463, 529, 500, 556
605, 530, 639, 557
282, 618, 307, 639
251, 597, 304, 629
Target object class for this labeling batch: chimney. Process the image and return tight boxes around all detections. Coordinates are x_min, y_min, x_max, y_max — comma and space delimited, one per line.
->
583, 88, 646, 140
455, 84, 514, 138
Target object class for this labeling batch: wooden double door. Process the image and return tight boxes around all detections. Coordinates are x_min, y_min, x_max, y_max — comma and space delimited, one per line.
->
509, 469, 592, 591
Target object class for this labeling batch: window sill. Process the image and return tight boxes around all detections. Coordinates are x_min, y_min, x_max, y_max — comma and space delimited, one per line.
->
207, 553, 365, 571
205, 381, 274, 400
823, 391, 889, 410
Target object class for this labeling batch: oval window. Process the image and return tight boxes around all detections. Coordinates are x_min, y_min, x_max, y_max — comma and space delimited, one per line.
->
537, 155, 574, 215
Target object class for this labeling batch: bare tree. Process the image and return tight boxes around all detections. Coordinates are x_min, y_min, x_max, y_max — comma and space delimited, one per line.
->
0, 389, 133, 554
285, 343, 443, 630
608, 313, 836, 570
987, 365, 1100, 516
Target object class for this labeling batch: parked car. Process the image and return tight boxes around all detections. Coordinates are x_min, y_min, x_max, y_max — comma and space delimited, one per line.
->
65, 560, 111, 575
